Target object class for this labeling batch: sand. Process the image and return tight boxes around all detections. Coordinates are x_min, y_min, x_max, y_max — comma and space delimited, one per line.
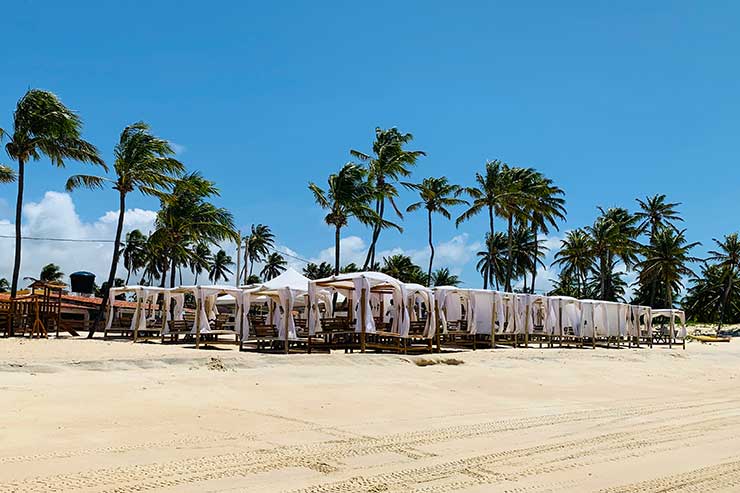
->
1, 337, 739, 492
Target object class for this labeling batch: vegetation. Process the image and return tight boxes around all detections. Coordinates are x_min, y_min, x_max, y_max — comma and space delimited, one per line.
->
3, 89, 105, 298
309, 163, 389, 275
0, 89, 734, 332
39, 263, 65, 283
406, 177, 467, 286
208, 249, 234, 283
260, 252, 287, 280
350, 127, 425, 269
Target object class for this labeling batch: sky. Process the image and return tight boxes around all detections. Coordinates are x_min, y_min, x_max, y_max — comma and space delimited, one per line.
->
1, 1, 738, 291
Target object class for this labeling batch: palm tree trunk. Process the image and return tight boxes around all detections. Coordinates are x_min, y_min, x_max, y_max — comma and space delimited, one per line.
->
530, 224, 538, 293
487, 206, 495, 291
481, 266, 488, 290
600, 256, 607, 301
169, 262, 176, 288
427, 210, 434, 287
90, 191, 127, 337
334, 225, 341, 276
717, 271, 733, 334
505, 215, 514, 292
10, 157, 25, 301
363, 198, 384, 270
665, 275, 673, 309
125, 268, 131, 285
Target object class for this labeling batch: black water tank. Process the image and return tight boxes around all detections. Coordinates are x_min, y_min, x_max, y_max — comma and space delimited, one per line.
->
70, 271, 96, 294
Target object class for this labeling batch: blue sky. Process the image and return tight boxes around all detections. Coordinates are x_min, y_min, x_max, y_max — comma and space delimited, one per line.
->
1, 1, 738, 288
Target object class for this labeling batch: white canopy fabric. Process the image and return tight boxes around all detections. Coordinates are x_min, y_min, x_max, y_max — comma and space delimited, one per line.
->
402, 283, 436, 338
308, 272, 404, 336
651, 309, 687, 338
172, 285, 247, 336
105, 286, 167, 334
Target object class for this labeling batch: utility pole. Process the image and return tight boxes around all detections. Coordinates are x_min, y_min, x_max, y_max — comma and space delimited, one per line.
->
235, 230, 242, 287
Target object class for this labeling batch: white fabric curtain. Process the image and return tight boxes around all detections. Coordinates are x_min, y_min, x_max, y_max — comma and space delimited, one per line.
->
397, 284, 410, 337
353, 277, 375, 334
423, 290, 436, 338
435, 290, 448, 334
277, 287, 297, 340
546, 299, 558, 335
307, 282, 322, 336
105, 289, 117, 331
493, 292, 504, 334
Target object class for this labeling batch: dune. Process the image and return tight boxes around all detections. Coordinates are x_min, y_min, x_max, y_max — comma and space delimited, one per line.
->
1, 338, 739, 492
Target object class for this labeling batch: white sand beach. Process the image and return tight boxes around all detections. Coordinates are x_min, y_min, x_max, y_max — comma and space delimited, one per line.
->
1, 339, 739, 492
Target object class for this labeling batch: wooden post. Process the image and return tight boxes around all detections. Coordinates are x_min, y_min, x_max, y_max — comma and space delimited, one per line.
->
669, 312, 674, 349
360, 288, 366, 353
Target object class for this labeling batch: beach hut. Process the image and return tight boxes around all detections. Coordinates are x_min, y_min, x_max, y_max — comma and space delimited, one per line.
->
308, 272, 433, 353
627, 305, 653, 347
167, 285, 245, 348
104, 286, 167, 341
240, 267, 313, 353
650, 308, 686, 349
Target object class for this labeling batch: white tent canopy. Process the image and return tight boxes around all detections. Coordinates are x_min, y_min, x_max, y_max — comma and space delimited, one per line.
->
308, 271, 406, 336
105, 286, 167, 335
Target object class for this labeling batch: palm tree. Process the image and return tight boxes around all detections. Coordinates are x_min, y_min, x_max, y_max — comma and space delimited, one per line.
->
208, 249, 234, 283
636, 228, 699, 308
2, 89, 105, 298
552, 229, 594, 298
309, 163, 390, 275
635, 194, 683, 305
0, 165, 15, 183
476, 232, 508, 290
190, 243, 213, 284
457, 161, 531, 292
151, 172, 237, 288
66, 122, 183, 333
586, 207, 640, 300
406, 177, 467, 285
260, 252, 287, 281
431, 268, 461, 287
635, 194, 683, 237
351, 127, 425, 269
380, 254, 427, 284
706, 233, 740, 333
509, 224, 547, 292
525, 172, 566, 292
243, 224, 275, 278
303, 261, 334, 280
122, 229, 147, 284
39, 263, 65, 283
684, 264, 740, 324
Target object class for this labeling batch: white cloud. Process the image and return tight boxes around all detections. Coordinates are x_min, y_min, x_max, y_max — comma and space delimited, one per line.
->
0, 191, 157, 285
169, 142, 186, 155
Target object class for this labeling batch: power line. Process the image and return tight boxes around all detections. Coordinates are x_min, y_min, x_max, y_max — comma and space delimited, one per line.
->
0, 234, 313, 264
0, 234, 115, 243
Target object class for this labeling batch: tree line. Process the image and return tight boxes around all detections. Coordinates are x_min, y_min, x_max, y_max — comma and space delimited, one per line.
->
1, 89, 740, 329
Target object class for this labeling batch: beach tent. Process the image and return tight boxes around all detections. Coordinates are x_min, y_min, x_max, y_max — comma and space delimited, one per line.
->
651, 308, 686, 348
104, 286, 168, 341
401, 283, 436, 338
167, 285, 246, 348
241, 267, 316, 350
308, 271, 407, 352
